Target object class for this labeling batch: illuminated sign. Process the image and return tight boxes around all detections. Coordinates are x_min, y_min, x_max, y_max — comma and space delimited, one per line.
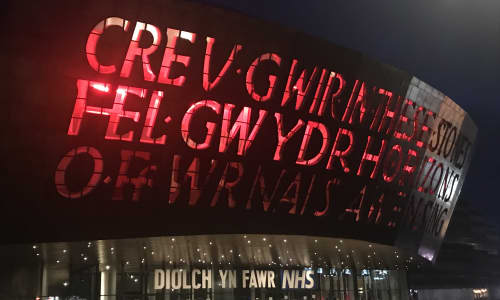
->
55, 16, 475, 257
153, 268, 316, 290
1, 1, 476, 261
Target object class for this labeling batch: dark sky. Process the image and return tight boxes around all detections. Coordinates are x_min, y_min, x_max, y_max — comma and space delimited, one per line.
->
197, 0, 500, 220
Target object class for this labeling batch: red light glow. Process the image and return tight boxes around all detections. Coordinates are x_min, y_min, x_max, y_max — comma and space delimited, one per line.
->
357, 136, 387, 179
158, 29, 196, 86
203, 37, 242, 91
296, 121, 330, 166
181, 100, 222, 149
86, 17, 130, 74
55, 146, 103, 199
219, 104, 268, 156
120, 21, 162, 81
281, 60, 319, 110
273, 113, 305, 161
246, 53, 281, 102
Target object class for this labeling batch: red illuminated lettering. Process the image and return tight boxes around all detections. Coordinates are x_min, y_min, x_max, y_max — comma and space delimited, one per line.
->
314, 178, 337, 217
211, 162, 244, 208
169, 155, 216, 206
170, 155, 200, 205
273, 113, 305, 161
308, 69, 328, 114
410, 106, 423, 146
158, 29, 196, 86
203, 38, 242, 91
279, 173, 301, 214
296, 121, 330, 166
341, 80, 368, 125
343, 185, 367, 222
281, 60, 319, 110
387, 193, 404, 228
120, 22, 162, 81
247, 167, 285, 212
86, 17, 130, 74
299, 175, 316, 215
357, 136, 387, 179
376, 90, 403, 135
104, 86, 146, 141
219, 104, 268, 156
326, 128, 354, 173
181, 100, 222, 149
55, 146, 103, 199
68, 80, 105, 135
416, 109, 435, 148
367, 193, 384, 224
398, 149, 418, 187
113, 150, 155, 201
68, 80, 146, 142
246, 53, 281, 102
393, 99, 414, 141
140, 90, 168, 144
382, 144, 403, 183
312, 72, 345, 118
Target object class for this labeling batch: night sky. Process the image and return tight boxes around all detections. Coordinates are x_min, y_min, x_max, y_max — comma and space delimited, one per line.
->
196, 0, 500, 221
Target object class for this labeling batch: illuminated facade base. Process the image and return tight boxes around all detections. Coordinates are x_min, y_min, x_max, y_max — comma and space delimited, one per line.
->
6, 235, 412, 300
